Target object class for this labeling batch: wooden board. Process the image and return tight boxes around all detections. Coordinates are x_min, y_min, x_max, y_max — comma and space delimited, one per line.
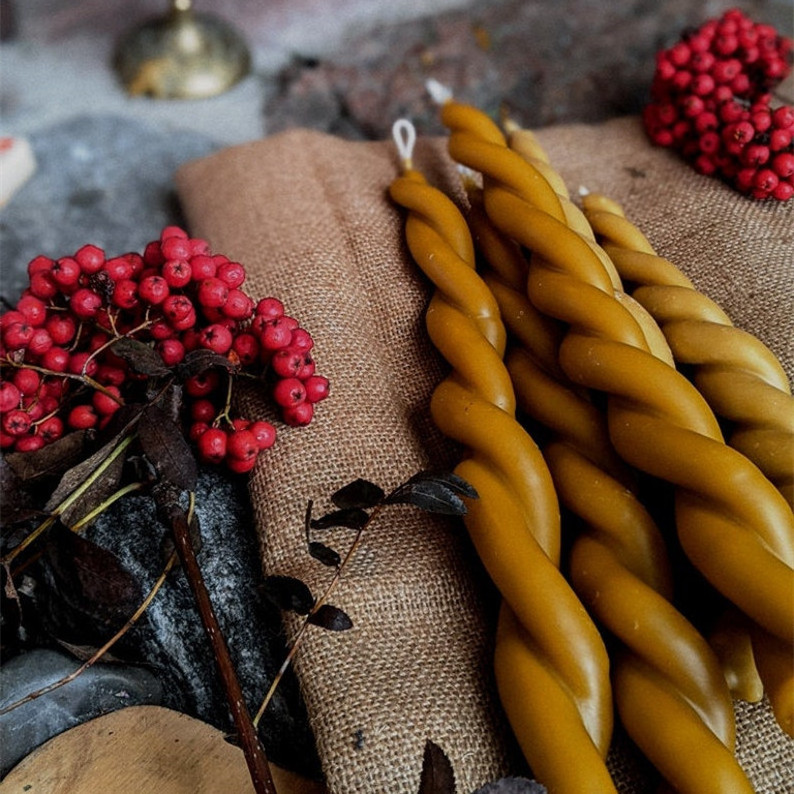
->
0, 705, 326, 794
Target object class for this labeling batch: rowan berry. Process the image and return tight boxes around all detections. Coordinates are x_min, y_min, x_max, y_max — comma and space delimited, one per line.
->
272, 377, 306, 408
0, 381, 21, 412
197, 278, 229, 309
189, 421, 210, 443
0, 431, 15, 449
67, 403, 98, 429
282, 401, 314, 427
96, 364, 127, 386
27, 255, 54, 277
102, 256, 134, 282
30, 271, 58, 300
741, 143, 770, 166
75, 244, 106, 274
138, 275, 170, 305
259, 318, 294, 352
13, 368, 40, 396
216, 261, 245, 288
249, 420, 276, 450
3, 409, 31, 436
70, 288, 103, 319
161, 236, 192, 261
51, 257, 82, 290
143, 240, 165, 267
37, 415, 64, 443
185, 370, 220, 398
271, 348, 304, 378
112, 278, 139, 310
289, 328, 314, 351
93, 386, 122, 416
68, 352, 98, 378
231, 332, 259, 366
27, 328, 54, 357
226, 428, 258, 461
41, 346, 70, 373
197, 427, 227, 464
3, 321, 34, 351
45, 314, 77, 346
772, 180, 794, 201
189, 255, 217, 281
161, 225, 188, 241
162, 259, 192, 289
15, 434, 45, 452
150, 320, 175, 341
190, 398, 217, 424
255, 297, 284, 320
769, 128, 792, 151
303, 375, 330, 403
198, 324, 233, 355
162, 295, 195, 324
225, 455, 258, 474
188, 238, 210, 257
753, 168, 779, 192
221, 289, 253, 320
772, 152, 794, 178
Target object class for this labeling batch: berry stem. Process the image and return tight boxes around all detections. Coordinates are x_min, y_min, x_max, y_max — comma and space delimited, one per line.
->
82, 313, 153, 376
0, 549, 179, 717
68, 480, 146, 533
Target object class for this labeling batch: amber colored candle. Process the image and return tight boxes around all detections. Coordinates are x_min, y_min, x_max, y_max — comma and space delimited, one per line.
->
466, 173, 753, 792
389, 120, 616, 794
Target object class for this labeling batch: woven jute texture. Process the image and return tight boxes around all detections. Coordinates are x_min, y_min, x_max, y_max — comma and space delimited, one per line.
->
175, 116, 793, 794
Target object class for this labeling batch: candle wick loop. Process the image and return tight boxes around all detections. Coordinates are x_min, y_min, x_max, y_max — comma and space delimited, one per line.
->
392, 118, 416, 170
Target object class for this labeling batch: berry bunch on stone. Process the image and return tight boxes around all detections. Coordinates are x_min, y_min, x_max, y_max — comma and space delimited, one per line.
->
0, 226, 329, 472
643, 8, 793, 200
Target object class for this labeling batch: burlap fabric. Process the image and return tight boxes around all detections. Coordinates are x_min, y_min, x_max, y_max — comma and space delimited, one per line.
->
175, 116, 793, 794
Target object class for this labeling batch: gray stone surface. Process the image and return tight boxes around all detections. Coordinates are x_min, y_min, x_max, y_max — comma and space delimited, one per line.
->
0, 648, 163, 775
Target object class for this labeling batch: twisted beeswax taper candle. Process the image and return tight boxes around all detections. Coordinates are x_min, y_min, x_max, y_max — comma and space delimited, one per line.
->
582, 192, 794, 508
581, 192, 794, 737
466, 175, 752, 792
440, 98, 794, 649
388, 120, 616, 794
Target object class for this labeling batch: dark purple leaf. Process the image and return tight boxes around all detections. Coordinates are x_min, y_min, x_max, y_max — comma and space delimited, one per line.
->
138, 404, 197, 491
308, 541, 341, 568
3, 429, 94, 483
263, 575, 315, 615
308, 604, 352, 631
310, 507, 369, 530
110, 337, 170, 377
418, 740, 456, 794
176, 349, 238, 379
384, 480, 467, 515
331, 478, 385, 509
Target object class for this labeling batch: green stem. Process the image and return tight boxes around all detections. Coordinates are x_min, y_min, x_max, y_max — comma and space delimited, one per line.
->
69, 480, 146, 533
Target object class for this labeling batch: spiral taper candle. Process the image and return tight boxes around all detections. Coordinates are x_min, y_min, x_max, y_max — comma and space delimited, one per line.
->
389, 120, 616, 793
581, 192, 794, 509
580, 192, 794, 736
466, 171, 753, 791
439, 95, 794, 652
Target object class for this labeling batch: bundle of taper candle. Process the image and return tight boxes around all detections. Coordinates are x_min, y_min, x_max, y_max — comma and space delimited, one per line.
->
389, 91, 793, 794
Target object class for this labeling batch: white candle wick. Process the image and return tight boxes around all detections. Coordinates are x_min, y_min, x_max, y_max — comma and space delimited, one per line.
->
392, 118, 417, 169
426, 78, 453, 105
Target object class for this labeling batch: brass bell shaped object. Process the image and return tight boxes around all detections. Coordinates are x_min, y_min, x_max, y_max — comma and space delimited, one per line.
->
114, 0, 251, 99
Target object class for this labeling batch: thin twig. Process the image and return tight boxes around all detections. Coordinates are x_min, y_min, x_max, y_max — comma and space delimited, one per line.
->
0, 550, 178, 716
166, 494, 276, 794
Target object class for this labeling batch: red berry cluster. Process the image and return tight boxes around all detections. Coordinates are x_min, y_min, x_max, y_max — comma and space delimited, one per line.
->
0, 227, 329, 472
643, 8, 794, 200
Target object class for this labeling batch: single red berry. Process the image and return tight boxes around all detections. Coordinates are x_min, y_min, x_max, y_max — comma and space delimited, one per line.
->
694, 111, 719, 134
45, 314, 77, 346
161, 236, 192, 261
189, 237, 210, 256
255, 297, 284, 320
0, 381, 21, 412
0, 431, 16, 449
225, 454, 258, 474
189, 421, 210, 443
96, 364, 127, 386
197, 277, 229, 309
13, 367, 41, 397
271, 348, 304, 378
93, 386, 122, 416
70, 288, 103, 319
3, 409, 31, 436
198, 323, 233, 355
138, 275, 170, 305
15, 434, 45, 452
282, 401, 314, 427
3, 321, 34, 351
729, 73, 751, 96
753, 168, 779, 192
231, 417, 251, 432
668, 42, 691, 67
221, 289, 253, 320
28, 271, 58, 300
303, 374, 330, 403
0, 310, 24, 330
741, 144, 770, 166
226, 428, 259, 461
712, 59, 742, 84
751, 110, 772, 133
170, 308, 198, 332
74, 244, 106, 274
289, 328, 314, 351
189, 255, 217, 281
41, 346, 70, 373
112, 278, 139, 310
249, 420, 276, 450
772, 106, 794, 129
162, 294, 195, 324
769, 128, 792, 151
231, 332, 259, 366
691, 74, 715, 96
295, 354, 315, 380
27, 327, 53, 357
690, 50, 715, 72
143, 240, 165, 267
17, 295, 48, 327
671, 70, 693, 92
161, 258, 192, 289
772, 180, 794, 201
259, 317, 294, 352
67, 403, 98, 429
102, 256, 134, 282
157, 337, 186, 366
38, 415, 64, 443
161, 225, 188, 241
190, 398, 217, 424
216, 261, 246, 289
68, 352, 98, 377
197, 427, 227, 464
149, 320, 175, 340
51, 257, 82, 290
771, 152, 794, 179
180, 327, 201, 351
272, 377, 306, 408
185, 370, 220, 397
23, 397, 44, 422
27, 255, 54, 277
